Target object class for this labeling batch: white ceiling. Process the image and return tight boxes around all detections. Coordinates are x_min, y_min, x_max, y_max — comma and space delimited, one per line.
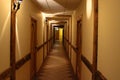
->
32, 0, 81, 14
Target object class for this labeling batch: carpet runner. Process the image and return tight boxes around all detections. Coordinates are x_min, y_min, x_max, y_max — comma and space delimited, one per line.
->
36, 41, 75, 80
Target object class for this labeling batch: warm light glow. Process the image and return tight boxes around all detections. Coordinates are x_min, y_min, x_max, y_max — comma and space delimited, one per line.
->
17, 0, 22, 3
36, 0, 65, 13
0, 12, 10, 41
49, 20, 57, 24
42, 12, 55, 24
86, 0, 92, 18
59, 28, 63, 42
55, 27, 59, 30
16, 18, 22, 60
42, 12, 54, 18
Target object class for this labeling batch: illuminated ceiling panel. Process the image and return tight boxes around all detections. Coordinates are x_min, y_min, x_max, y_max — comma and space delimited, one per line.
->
32, 0, 81, 14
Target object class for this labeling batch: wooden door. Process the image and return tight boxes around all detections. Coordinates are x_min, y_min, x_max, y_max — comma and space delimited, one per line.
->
30, 18, 37, 80
53, 27, 55, 43
55, 28, 59, 40
76, 18, 82, 80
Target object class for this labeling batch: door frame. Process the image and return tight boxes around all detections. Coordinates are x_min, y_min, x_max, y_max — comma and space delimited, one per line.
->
76, 16, 82, 80
30, 18, 37, 80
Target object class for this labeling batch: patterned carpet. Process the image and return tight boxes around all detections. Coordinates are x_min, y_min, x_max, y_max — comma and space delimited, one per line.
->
36, 41, 75, 80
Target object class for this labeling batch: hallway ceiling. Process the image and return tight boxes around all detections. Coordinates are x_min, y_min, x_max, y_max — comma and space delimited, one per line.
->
32, 0, 81, 14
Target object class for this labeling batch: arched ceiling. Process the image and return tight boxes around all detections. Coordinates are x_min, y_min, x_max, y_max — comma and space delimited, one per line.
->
32, 0, 81, 14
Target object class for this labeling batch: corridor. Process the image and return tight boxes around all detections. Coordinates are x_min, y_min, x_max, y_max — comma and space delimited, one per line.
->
36, 41, 75, 80
0, 0, 120, 80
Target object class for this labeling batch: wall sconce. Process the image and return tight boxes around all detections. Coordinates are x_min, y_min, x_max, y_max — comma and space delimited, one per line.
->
13, 0, 22, 11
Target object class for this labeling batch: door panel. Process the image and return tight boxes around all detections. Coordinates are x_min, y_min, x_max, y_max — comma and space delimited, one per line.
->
31, 18, 37, 80
55, 29, 59, 40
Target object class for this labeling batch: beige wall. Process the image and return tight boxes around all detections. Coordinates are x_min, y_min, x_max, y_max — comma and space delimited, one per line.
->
75, 0, 94, 64
0, 0, 44, 79
16, 0, 43, 61
98, 0, 120, 80
16, 0, 44, 80
16, 61, 30, 80
71, 50, 77, 73
72, 11, 77, 47
36, 48, 43, 71
81, 62, 92, 80
71, 0, 94, 79
71, 0, 120, 80
0, 0, 11, 74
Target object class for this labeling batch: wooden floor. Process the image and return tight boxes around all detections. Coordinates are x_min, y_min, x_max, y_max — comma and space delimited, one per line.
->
36, 41, 75, 80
